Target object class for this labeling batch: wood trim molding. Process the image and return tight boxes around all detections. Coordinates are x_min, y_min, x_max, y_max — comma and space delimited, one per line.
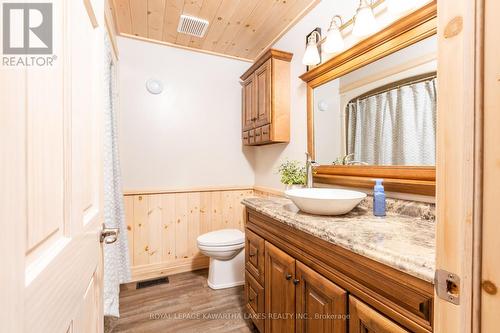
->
123, 185, 254, 196
118, 33, 254, 63
130, 256, 209, 282
314, 166, 436, 196
300, 1, 437, 196
252, 186, 284, 197
240, 49, 294, 81
83, 0, 98, 28
105, 0, 119, 59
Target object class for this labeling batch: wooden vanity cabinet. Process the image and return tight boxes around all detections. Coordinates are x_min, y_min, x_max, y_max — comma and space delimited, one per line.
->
295, 261, 347, 333
244, 208, 434, 333
240, 49, 292, 146
246, 229, 265, 285
245, 232, 348, 333
349, 297, 409, 333
265, 242, 297, 332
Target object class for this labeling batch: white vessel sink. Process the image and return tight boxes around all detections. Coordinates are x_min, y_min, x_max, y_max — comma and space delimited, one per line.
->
285, 188, 367, 216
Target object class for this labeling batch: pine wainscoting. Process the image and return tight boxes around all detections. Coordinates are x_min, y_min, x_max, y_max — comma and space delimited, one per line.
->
124, 187, 258, 282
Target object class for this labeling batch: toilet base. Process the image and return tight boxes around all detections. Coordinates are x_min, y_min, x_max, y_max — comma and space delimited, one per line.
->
207, 249, 245, 290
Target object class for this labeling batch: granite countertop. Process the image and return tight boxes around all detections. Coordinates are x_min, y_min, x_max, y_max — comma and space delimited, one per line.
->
242, 196, 436, 283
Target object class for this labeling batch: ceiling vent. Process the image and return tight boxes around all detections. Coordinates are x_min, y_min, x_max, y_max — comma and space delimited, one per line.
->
177, 15, 209, 38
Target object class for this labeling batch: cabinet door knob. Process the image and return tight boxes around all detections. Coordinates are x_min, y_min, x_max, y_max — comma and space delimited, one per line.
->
285, 273, 292, 280
293, 279, 300, 285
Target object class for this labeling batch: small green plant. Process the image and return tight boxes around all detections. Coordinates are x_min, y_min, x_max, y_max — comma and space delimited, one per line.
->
277, 160, 306, 185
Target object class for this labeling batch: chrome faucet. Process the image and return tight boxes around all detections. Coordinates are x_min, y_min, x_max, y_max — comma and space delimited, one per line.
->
305, 152, 318, 188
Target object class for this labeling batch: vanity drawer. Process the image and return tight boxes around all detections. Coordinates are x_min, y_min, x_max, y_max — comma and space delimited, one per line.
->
245, 229, 265, 285
261, 124, 270, 142
254, 126, 262, 144
242, 131, 249, 145
248, 129, 256, 145
245, 270, 265, 333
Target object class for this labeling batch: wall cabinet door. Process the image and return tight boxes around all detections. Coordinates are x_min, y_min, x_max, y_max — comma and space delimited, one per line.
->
255, 59, 271, 127
242, 74, 255, 131
265, 242, 296, 333
295, 262, 347, 333
349, 297, 409, 333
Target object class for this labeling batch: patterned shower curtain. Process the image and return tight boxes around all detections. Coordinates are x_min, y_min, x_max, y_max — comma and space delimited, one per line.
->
346, 77, 437, 165
103, 34, 131, 317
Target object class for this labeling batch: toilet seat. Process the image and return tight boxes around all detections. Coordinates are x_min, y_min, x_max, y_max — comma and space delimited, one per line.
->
197, 229, 244, 247
197, 243, 244, 252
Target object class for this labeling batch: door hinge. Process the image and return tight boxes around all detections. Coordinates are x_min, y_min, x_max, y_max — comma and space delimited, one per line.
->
435, 269, 460, 305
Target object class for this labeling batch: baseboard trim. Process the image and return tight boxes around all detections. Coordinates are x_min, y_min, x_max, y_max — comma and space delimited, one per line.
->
130, 256, 209, 282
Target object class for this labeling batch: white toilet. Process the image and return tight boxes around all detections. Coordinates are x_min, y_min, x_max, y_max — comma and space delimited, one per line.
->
197, 229, 245, 290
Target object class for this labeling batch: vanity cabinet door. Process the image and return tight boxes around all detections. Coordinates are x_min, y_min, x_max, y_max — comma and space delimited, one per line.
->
295, 261, 347, 333
265, 242, 296, 333
246, 271, 265, 333
242, 74, 255, 132
246, 229, 265, 285
255, 59, 271, 127
349, 297, 410, 333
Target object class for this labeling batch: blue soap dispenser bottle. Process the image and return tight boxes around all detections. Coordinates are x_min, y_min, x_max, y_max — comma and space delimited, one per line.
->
373, 179, 386, 217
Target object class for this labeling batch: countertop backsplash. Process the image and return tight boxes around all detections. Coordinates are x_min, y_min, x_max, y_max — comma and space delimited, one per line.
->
358, 196, 436, 221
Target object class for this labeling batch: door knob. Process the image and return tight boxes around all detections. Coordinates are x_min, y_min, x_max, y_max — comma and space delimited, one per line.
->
100, 224, 119, 244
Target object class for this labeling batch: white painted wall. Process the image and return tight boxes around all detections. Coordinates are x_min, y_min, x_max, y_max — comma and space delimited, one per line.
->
117, 37, 255, 191
253, 0, 432, 190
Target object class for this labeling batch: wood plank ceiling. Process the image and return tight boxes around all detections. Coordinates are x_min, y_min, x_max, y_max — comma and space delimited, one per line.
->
110, 0, 319, 61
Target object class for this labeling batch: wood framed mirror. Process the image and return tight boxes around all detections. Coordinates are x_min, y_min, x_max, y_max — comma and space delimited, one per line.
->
300, 1, 437, 196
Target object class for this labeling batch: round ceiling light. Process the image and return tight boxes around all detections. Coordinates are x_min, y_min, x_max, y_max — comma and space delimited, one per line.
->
146, 79, 164, 95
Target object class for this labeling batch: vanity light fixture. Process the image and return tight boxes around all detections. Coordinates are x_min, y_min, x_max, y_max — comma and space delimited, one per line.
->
352, 0, 378, 37
323, 15, 345, 54
302, 30, 322, 66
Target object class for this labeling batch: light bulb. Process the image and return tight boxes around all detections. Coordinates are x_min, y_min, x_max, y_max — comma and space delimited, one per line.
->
352, 0, 378, 37
302, 34, 321, 66
324, 16, 344, 54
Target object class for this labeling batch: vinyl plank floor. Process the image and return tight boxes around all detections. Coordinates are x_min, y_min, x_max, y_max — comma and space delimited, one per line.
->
105, 269, 257, 333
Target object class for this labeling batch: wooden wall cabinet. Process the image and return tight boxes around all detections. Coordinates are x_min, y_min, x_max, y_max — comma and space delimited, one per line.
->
245, 208, 434, 333
240, 49, 292, 146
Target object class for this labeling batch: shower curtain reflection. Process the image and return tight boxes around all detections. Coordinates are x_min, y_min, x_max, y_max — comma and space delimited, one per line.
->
346, 76, 437, 166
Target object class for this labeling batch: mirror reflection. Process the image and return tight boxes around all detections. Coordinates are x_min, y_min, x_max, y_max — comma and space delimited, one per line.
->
313, 35, 437, 166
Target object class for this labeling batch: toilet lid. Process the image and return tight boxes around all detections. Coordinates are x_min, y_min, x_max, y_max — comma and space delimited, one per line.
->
197, 229, 245, 247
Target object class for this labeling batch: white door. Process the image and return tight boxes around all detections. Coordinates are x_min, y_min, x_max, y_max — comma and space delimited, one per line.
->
0, 0, 107, 332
